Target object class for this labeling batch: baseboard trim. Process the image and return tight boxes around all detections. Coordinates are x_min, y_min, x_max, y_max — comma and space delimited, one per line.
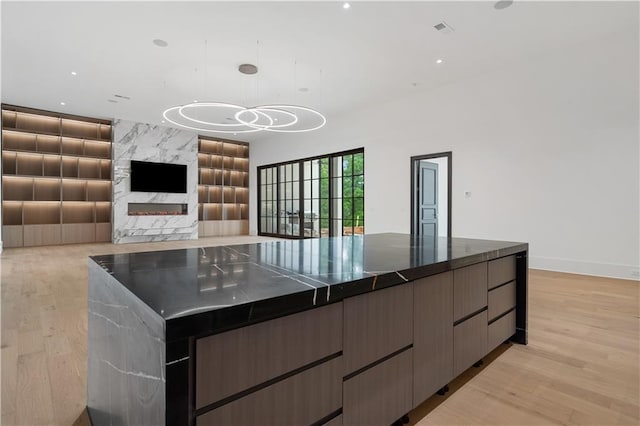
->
530, 256, 639, 281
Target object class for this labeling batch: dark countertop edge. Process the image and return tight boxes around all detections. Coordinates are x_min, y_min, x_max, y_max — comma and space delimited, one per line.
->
163, 242, 529, 349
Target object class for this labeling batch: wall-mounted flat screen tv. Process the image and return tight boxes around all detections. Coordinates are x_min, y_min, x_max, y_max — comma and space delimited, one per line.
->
130, 160, 187, 193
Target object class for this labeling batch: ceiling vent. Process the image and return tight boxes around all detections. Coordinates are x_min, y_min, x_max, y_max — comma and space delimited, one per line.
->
114, 94, 131, 100
434, 21, 455, 34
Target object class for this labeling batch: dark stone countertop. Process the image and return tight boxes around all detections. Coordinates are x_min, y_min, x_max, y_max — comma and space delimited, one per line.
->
90, 233, 527, 342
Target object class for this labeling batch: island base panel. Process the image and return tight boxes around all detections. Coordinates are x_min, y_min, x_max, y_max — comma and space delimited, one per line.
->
195, 356, 342, 426
343, 348, 413, 426
87, 261, 166, 426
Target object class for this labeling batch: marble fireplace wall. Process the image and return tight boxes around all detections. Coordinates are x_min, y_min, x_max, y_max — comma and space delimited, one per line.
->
112, 120, 198, 244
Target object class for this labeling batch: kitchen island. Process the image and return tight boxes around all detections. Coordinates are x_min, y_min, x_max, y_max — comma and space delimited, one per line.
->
87, 233, 528, 426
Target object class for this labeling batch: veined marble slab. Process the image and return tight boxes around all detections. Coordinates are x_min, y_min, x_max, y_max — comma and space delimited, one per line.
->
112, 120, 198, 244
87, 260, 166, 425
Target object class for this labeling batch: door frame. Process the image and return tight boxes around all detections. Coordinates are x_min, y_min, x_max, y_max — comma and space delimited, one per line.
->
410, 151, 452, 237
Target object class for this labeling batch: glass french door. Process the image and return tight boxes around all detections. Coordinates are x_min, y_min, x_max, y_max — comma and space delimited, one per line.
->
258, 149, 364, 239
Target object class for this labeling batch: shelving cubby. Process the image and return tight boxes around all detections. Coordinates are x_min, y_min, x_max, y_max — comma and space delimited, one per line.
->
198, 137, 249, 237
1, 104, 113, 247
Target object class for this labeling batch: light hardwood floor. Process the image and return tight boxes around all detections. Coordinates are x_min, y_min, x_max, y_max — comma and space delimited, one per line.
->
1, 239, 638, 425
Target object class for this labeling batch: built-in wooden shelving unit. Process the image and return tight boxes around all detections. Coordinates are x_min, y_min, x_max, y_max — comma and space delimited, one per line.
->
198, 137, 249, 236
1, 104, 112, 247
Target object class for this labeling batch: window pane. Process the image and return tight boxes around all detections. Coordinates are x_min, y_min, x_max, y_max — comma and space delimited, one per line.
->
311, 159, 320, 179
320, 178, 329, 198
331, 177, 342, 198
343, 154, 353, 176
342, 176, 353, 198
304, 180, 311, 199
292, 163, 300, 181
292, 182, 299, 199
321, 198, 329, 219
343, 198, 353, 221
303, 161, 311, 179
354, 175, 364, 197
331, 220, 342, 237
354, 153, 364, 175
354, 198, 364, 223
332, 156, 342, 178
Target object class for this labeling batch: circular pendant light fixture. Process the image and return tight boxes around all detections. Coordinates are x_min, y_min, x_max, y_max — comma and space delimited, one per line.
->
163, 57, 326, 134
163, 102, 326, 134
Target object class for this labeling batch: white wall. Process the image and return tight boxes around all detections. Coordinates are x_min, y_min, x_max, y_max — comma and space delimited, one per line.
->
422, 157, 448, 238
251, 29, 639, 280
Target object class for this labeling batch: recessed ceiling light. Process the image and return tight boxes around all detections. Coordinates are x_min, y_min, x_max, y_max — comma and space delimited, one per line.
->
60, 102, 66, 106
238, 64, 258, 75
71, 71, 77, 76
161, 120, 166, 123
299, 87, 309, 93
436, 59, 443, 64
193, 100, 199, 103
494, 0, 513, 10
153, 39, 168, 47
343, 2, 351, 9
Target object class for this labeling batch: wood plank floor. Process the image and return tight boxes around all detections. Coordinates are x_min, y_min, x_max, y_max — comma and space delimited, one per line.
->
1, 239, 638, 425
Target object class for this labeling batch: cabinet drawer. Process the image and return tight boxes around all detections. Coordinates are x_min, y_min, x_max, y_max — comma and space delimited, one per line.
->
196, 302, 342, 409
488, 281, 516, 321
343, 283, 413, 374
453, 310, 487, 376
413, 272, 453, 406
488, 255, 516, 290
488, 309, 516, 351
196, 356, 342, 426
453, 262, 488, 321
343, 349, 413, 426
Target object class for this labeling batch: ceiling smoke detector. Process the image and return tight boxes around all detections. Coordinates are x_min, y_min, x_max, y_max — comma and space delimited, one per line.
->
433, 21, 455, 35
238, 64, 258, 75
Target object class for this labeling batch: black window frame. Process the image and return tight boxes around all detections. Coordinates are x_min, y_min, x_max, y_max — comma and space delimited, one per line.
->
257, 148, 364, 239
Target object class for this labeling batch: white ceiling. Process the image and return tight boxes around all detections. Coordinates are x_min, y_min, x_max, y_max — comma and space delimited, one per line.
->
1, 1, 636, 142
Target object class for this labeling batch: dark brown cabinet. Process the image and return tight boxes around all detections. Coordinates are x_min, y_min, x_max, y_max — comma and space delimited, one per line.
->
453, 262, 488, 321
413, 271, 454, 404
195, 303, 342, 409
196, 356, 342, 426
343, 283, 413, 375
192, 257, 522, 426
453, 310, 488, 376
343, 349, 413, 426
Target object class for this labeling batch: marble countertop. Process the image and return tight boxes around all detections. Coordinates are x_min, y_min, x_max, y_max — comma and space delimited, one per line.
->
90, 233, 527, 327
